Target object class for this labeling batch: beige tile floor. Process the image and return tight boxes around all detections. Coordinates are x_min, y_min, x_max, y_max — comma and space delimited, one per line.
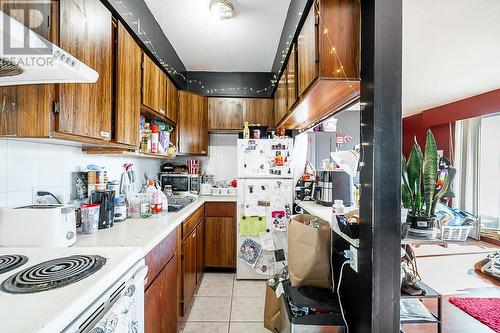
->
182, 273, 269, 333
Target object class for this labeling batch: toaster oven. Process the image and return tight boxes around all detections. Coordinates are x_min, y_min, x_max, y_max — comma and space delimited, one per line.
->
159, 173, 200, 195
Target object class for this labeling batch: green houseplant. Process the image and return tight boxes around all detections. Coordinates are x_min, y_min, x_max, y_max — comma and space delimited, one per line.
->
402, 130, 455, 229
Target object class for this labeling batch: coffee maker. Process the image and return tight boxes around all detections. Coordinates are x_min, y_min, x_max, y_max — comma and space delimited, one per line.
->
90, 190, 115, 229
314, 170, 353, 206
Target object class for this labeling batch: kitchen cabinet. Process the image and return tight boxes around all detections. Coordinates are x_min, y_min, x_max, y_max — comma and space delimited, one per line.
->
297, 6, 318, 97
181, 228, 197, 317
166, 77, 178, 124
115, 22, 142, 147
208, 98, 245, 131
245, 98, 273, 127
274, 70, 288, 125
208, 98, 273, 131
204, 203, 236, 269
142, 54, 167, 117
178, 91, 208, 155
144, 228, 178, 333
196, 220, 205, 283
276, 0, 360, 130
286, 44, 298, 109
180, 206, 205, 316
0, 1, 56, 138
57, 0, 113, 140
145, 253, 178, 333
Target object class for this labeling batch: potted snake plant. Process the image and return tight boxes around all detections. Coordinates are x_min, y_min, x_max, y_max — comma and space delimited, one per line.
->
402, 130, 456, 229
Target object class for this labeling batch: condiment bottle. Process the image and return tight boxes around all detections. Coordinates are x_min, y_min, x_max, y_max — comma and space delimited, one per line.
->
151, 124, 159, 154
243, 121, 250, 139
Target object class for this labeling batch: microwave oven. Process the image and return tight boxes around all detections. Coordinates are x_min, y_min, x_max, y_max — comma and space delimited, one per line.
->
159, 173, 200, 195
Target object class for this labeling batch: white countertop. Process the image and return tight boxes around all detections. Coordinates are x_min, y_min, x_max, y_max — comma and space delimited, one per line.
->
76, 195, 237, 257
296, 200, 360, 248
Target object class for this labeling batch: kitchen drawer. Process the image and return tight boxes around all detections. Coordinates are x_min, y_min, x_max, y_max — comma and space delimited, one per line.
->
145, 228, 177, 289
182, 205, 204, 240
205, 202, 236, 217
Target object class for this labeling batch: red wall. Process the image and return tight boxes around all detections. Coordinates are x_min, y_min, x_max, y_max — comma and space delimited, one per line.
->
403, 89, 500, 159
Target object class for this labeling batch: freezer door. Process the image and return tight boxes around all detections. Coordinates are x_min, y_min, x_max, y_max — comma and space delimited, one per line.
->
237, 139, 294, 178
236, 178, 293, 280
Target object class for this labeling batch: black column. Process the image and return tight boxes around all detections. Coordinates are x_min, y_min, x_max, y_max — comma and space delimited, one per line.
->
357, 0, 402, 332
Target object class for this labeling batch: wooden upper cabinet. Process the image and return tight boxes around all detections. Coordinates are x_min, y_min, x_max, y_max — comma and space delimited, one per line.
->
297, 5, 318, 96
115, 22, 141, 147
286, 44, 298, 109
318, 0, 360, 79
58, 0, 113, 140
274, 70, 288, 125
178, 91, 208, 155
246, 99, 273, 126
142, 54, 166, 116
166, 78, 178, 124
208, 98, 245, 131
0, 1, 56, 137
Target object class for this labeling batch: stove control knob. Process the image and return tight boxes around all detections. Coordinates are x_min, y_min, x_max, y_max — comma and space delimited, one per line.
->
66, 231, 75, 240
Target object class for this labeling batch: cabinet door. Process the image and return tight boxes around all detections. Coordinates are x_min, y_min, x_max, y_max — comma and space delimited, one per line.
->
166, 78, 178, 124
178, 91, 208, 155
158, 72, 167, 117
246, 99, 273, 127
58, 0, 113, 140
286, 43, 298, 109
145, 255, 178, 333
297, 6, 318, 96
196, 221, 205, 284
204, 217, 236, 268
274, 71, 288, 126
208, 98, 245, 130
142, 54, 166, 113
115, 22, 141, 147
181, 229, 197, 315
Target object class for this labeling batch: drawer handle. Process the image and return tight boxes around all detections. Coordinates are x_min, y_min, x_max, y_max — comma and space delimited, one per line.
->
192, 231, 196, 238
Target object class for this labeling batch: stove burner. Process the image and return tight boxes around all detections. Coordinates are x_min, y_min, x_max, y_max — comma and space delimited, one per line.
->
0, 255, 106, 294
0, 255, 28, 274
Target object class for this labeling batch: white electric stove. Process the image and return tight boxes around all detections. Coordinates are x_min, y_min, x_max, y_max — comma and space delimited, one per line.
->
0, 247, 145, 333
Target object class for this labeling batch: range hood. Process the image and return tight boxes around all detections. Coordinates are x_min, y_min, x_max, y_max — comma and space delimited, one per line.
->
0, 10, 98, 86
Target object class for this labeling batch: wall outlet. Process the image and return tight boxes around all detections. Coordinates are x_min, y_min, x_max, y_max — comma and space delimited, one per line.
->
349, 245, 358, 273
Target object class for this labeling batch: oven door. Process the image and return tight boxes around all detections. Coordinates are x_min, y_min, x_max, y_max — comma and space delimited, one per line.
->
160, 174, 189, 193
63, 261, 148, 333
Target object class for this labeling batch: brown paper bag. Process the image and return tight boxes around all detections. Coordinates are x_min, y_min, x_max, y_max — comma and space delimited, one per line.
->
264, 285, 282, 332
288, 214, 332, 288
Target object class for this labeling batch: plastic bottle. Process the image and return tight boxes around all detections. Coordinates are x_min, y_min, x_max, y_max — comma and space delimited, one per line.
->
243, 121, 250, 139
151, 124, 159, 154
140, 192, 151, 218
141, 123, 152, 153
151, 190, 163, 214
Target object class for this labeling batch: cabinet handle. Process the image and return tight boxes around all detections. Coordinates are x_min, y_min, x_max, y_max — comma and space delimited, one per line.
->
192, 231, 196, 238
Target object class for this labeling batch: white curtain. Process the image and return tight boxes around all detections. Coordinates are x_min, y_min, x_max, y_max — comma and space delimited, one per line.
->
454, 117, 481, 239
292, 132, 309, 185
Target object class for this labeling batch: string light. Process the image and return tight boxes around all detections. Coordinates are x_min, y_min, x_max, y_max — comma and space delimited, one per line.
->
112, 0, 354, 97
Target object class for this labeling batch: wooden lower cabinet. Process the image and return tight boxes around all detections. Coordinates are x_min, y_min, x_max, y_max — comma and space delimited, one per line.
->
204, 202, 236, 269
144, 253, 178, 333
204, 217, 236, 269
196, 221, 205, 283
181, 228, 198, 316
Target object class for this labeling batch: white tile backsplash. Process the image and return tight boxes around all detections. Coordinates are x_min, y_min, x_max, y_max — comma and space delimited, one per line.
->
0, 139, 161, 208
174, 133, 238, 183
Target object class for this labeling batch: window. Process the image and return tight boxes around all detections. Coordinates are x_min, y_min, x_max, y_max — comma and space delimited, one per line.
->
478, 114, 500, 231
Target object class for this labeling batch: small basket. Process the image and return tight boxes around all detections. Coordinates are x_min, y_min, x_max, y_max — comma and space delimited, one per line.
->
440, 225, 472, 241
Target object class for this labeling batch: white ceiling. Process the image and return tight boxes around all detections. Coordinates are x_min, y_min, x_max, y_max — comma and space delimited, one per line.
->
403, 0, 500, 116
144, 0, 291, 72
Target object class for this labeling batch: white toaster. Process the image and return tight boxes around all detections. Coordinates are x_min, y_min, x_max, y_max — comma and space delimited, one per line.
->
0, 204, 77, 247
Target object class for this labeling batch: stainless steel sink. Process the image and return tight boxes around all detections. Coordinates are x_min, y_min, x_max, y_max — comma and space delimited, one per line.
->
167, 196, 196, 212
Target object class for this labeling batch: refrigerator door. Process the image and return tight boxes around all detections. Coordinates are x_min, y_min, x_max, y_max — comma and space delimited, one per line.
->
236, 178, 294, 280
237, 139, 293, 179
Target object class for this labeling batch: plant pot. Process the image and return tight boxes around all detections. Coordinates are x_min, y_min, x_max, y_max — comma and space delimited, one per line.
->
407, 215, 435, 230
401, 222, 411, 239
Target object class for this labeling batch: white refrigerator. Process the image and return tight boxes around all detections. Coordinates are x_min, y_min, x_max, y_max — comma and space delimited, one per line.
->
236, 139, 294, 280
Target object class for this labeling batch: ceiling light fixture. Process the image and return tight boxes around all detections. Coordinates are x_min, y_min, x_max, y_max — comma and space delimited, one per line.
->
209, 0, 235, 20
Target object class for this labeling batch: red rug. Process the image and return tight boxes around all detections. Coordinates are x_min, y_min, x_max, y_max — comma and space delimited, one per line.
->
449, 297, 500, 332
